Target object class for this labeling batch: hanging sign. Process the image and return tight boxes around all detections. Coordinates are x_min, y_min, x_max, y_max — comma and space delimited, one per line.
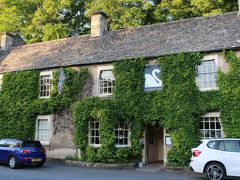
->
144, 65, 162, 91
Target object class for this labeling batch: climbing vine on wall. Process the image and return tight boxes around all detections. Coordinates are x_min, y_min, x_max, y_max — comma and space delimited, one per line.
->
218, 51, 240, 137
0, 68, 89, 140
158, 53, 204, 166
73, 58, 147, 163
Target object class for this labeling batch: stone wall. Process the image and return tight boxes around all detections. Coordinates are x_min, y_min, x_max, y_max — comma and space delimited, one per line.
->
47, 66, 95, 158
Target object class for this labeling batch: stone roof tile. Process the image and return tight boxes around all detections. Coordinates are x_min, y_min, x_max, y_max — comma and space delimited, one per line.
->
1, 11, 240, 73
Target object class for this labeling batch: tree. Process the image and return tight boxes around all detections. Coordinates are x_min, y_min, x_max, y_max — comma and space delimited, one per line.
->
64, 0, 90, 36
22, 0, 71, 43
0, 0, 89, 43
153, 0, 238, 22
0, 0, 42, 33
86, 0, 153, 30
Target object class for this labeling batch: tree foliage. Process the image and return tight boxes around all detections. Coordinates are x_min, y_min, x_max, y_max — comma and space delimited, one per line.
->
154, 0, 238, 21
0, 0, 238, 42
86, 0, 153, 30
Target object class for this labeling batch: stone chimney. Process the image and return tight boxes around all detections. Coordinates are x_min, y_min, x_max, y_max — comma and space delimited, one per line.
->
91, 11, 108, 38
0, 32, 14, 51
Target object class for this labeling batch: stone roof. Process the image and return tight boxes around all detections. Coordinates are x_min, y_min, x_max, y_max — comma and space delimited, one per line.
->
1, 11, 240, 73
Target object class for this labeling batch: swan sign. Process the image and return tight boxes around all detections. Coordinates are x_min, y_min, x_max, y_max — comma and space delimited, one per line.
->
144, 65, 162, 91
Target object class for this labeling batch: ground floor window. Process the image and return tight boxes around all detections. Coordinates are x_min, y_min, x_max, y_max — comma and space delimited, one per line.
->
36, 115, 51, 145
114, 122, 130, 147
200, 112, 223, 139
89, 120, 100, 147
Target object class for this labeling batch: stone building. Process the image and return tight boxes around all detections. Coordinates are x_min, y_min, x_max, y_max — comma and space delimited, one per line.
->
1, 10, 240, 165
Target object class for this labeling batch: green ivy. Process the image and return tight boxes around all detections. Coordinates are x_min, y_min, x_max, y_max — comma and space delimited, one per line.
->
2, 50, 240, 167
218, 51, 240, 137
0, 68, 89, 140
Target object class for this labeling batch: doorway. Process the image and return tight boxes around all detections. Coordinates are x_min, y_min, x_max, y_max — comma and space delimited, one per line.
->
146, 127, 164, 164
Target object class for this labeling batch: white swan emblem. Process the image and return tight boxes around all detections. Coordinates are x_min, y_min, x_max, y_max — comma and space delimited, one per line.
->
145, 69, 162, 88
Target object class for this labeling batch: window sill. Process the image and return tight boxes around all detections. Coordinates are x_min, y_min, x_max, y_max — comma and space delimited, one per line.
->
198, 87, 219, 92
39, 96, 51, 99
89, 144, 101, 148
98, 94, 113, 98
115, 145, 131, 148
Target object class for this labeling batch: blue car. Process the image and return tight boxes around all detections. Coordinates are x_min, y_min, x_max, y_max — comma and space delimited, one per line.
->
0, 139, 46, 169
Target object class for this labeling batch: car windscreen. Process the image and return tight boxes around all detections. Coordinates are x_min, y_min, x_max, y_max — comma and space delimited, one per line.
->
22, 141, 42, 148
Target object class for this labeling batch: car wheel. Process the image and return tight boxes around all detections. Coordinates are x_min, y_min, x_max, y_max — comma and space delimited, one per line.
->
205, 162, 225, 180
9, 156, 18, 169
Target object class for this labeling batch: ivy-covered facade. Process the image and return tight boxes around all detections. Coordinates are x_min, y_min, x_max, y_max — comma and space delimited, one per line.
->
1, 12, 240, 167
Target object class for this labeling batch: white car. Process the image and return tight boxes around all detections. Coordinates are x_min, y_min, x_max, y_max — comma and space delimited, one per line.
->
190, 138, 240, 180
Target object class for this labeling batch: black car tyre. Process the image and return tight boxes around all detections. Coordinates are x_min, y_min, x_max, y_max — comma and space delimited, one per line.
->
205, 162, 225, 180
9, 156, 18, 169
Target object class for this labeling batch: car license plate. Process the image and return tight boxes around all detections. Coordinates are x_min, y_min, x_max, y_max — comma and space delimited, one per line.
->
31, 158, 42, 162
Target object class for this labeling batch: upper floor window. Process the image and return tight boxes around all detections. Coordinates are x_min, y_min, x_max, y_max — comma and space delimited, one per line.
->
114, 122, 130, 147
36, 115, 51, 145
99, 69, 115, 96
196, 56, 218, 91
200, 112, 223, 139
0, 74, 3, 92
39, 71, 52, 98
89, 120, 100, 147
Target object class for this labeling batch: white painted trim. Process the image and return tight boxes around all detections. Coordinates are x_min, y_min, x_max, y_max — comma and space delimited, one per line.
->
35, 115, 53, 145
97, 65, 114, 97
114, 127, 131, 148
200, 112, 225, 138
201, 112, 220, 117
88, 120, 101, 147
40, 70, 53, 77
196, 54, 219, 91
39, 70, 53, 99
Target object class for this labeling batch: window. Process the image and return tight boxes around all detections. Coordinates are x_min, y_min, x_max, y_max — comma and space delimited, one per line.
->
0, 74, 3, 92
207, 140, 240, 153
224, 140, 240, 152
114, 122, 130, 147
36, 115, 51, 145
39, 71, 52, 98
196, 56, 218, 90
99, 69, 115, 96
200, 112, 223, 139
89, 120, 100, 146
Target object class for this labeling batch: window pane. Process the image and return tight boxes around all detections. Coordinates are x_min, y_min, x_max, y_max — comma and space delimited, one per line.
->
99, 70, 115, 95
224, 140, 240, 152
196, 60, 217, 89
36, 119, 50, 142
89, 120, 100, 145
114, 122, 129, 146
39, 74, 52, 97
200, 115, 222, 139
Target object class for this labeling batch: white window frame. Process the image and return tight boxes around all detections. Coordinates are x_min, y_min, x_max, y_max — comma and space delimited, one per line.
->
98, 65, 115, 97
39, 70, 53, 98
89, 120, 101, 147
0, 74, 3, 92
114, 122, 131, 148
35, 115, 52, 145
200, 112, 224, 139
196, 54, 219, 91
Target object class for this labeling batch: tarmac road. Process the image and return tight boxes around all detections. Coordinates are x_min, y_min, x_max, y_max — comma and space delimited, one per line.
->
0, 162, 239, 180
